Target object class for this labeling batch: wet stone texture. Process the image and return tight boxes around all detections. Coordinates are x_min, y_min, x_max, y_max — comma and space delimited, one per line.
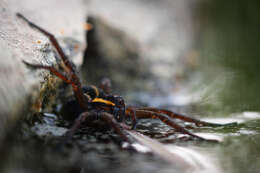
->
2, 111, 257, 173
81, 15, 150, 93
1, 112, 185, 173
0, 0, 86, 142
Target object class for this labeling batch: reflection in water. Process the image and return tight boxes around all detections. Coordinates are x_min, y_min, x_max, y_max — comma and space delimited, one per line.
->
202, 112, 260, 124
127, 130, 222, 173
166, 146, 222, 173
129, 111, 260, 173
194, 133, 224, 141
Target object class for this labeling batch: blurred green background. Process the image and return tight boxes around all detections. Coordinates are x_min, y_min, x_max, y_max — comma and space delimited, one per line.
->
195, 0, 260, 114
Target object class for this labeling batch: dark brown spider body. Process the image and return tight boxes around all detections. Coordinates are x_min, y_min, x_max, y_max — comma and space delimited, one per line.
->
17, 13, 236, 145
60, 85, 126, 123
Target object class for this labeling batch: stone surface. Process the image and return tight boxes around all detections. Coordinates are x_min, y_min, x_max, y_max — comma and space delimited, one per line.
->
86, 0, 196, 92
82, 15, 150, 93
0, 0, 87, 142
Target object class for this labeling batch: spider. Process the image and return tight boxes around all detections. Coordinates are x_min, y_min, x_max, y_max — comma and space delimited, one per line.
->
17, 13, 230, 144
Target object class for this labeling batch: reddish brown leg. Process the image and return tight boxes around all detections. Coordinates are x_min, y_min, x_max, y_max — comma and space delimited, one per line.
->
133, 109, 210, 140
23, 60, 73, 85
64, 111, 131, 143
17, 13, 75, 73
65, 112, 93, 140
17, 13, 89, 110
136, 107, 235, 127
100, 112, 132, 142
126, 107, 137, 129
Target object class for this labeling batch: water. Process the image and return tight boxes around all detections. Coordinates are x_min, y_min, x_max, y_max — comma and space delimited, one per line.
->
2, 108, 258, 173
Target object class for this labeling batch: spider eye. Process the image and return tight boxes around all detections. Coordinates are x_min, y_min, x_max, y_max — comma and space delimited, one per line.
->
117, 97, 124, 105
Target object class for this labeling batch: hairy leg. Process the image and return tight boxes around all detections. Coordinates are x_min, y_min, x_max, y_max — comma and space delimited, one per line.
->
133, 109, 214, 141
136, 107, 236, 127
17, 13, 75, 73
23, 60, 72, 85
64, 111, 132, 143
17, 13, 89, 110
100, 112, 131, 142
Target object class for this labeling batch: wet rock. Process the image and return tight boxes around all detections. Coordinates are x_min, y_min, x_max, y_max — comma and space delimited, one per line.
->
82, 15, 150, 93
0, 0, 87, 142
85, 0, 196, 94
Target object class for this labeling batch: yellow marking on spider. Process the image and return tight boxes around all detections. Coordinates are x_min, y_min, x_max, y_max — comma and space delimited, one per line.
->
92, 98, 115, 106
90, 85, 99, 97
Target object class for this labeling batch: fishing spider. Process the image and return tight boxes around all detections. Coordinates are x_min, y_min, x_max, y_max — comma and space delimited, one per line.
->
17, 13, 227, 144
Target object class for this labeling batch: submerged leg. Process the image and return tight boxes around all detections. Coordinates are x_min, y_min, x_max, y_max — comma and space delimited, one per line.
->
126, 107, 138, 129
134, 109, 211, 141
136, 107, 236, 127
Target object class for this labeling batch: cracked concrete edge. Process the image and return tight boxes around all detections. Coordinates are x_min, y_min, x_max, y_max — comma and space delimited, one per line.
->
0, 0, 87, 141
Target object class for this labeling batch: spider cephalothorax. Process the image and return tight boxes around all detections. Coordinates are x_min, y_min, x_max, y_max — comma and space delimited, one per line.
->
17, 13, 234, 145
62, 85, 127, 123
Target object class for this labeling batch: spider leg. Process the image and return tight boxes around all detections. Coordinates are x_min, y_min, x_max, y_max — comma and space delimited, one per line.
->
16, 13, 75, 73
64, 112, 93, 141
99, 112, 131, 142
134, 109, 208, 140
23, 59, 88, 109
126, 107, 138, 129
129, 109, 137, 129
64, 111, 132, 143
136, 107, 230, 127
23, 60, 73, 85
17, 13, 89, 110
